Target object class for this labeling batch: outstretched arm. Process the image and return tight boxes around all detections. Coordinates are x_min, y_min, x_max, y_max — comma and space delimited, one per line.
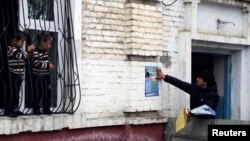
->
156, 68, 194, 94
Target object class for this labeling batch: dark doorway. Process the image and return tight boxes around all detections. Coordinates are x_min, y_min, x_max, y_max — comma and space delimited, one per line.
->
192, 52, 231, 119
0, 0, 18, 109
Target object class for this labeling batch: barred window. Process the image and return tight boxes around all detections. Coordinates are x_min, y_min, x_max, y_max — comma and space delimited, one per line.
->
0, 0, 80, 116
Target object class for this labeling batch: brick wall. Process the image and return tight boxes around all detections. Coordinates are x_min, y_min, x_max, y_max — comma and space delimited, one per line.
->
0, 0, 188, 135
162, 0, 185, 116
125, 1, 163, 56
81, 0, 171, 126
80, 0, 187, 126
83, 0, 127, 60
3, 0, 250, 136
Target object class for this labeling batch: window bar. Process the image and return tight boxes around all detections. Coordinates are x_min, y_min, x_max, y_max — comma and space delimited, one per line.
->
24, 0, 34, 115
67, 0, 81, 113
57, 0, 66, 113
54, 0, 63, 113
64, 0, 71, 113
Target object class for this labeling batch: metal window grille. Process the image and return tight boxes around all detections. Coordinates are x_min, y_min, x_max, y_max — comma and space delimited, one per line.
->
0, 0, 81, 116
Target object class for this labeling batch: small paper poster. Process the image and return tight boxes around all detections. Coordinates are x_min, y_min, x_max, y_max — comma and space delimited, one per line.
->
145, 66, 159, 97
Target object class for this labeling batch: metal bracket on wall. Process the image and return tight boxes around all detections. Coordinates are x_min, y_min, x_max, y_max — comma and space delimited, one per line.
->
217, 19, 235, 30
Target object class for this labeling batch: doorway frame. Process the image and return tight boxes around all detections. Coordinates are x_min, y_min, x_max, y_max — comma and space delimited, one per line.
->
192, 40, 246, 119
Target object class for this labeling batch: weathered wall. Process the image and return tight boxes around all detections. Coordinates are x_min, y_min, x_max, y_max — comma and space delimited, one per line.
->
0, 124, 164, 141
3, 0, 250, 137
162, 0, 187, 116
80, 0, 169, 128
198, 1, 244, 37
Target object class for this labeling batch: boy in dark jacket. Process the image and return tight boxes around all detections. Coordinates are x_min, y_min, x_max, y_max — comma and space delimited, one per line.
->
156, 68, 219, 112
31, 31, 54, 115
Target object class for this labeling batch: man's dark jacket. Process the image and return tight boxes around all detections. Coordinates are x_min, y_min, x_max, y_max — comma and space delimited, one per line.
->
163, 75, 219, 110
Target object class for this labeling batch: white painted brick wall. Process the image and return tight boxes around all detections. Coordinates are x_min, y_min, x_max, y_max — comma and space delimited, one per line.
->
83, 1, 126, 60
78, 0, 250, 129
81, 0, 185, 126
125, 1, 163, 56
0, 0, 187, 135
79, 59, 125, 118
162, 0, 186, 117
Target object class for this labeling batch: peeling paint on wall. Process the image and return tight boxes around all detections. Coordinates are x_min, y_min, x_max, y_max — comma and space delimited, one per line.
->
160, 55, 172, 68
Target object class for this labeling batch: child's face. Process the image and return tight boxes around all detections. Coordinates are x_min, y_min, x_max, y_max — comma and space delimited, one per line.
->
13, 38, 25, 48
41, 38, 53, 51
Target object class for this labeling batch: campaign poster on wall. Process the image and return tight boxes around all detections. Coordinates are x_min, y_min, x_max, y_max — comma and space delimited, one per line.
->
145, 66, 159, 97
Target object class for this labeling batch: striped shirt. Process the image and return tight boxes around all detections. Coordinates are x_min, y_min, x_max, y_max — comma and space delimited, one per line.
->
32, 48, 51, 75
8, 46, 28, 75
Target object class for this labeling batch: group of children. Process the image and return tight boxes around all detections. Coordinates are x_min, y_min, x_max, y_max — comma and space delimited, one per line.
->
5, 30, 55, 117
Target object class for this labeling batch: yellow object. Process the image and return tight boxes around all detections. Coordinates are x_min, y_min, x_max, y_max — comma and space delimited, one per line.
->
176, 108, 187, 132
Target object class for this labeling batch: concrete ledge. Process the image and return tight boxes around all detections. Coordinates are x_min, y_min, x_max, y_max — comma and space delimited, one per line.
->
0, 113, 168, 135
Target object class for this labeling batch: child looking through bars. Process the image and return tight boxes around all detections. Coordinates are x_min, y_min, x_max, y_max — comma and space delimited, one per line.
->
5, 30, 35, 117
32, 31, 55, 115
